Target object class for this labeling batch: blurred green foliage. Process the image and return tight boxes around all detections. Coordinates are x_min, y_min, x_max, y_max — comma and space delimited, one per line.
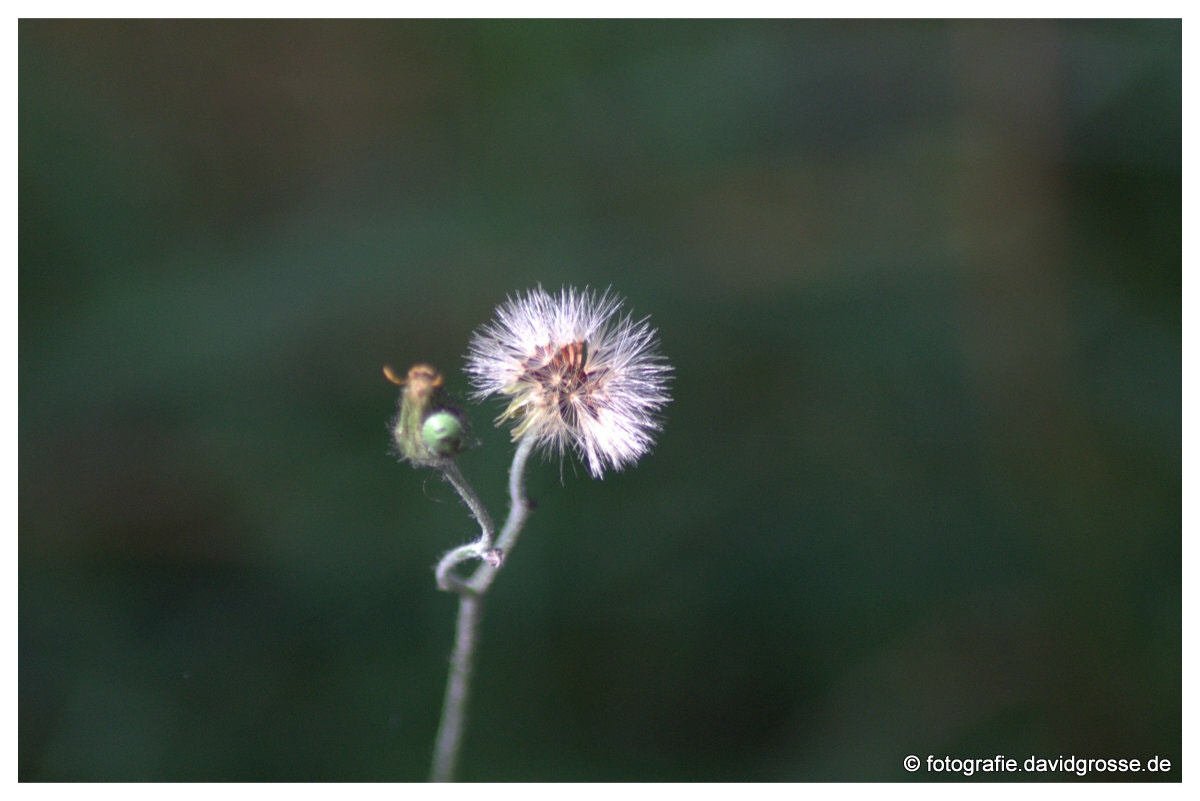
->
20, 19, 1179, 781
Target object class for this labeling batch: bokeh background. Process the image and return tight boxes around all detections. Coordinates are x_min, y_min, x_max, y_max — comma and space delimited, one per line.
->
20, 19, 1180, 781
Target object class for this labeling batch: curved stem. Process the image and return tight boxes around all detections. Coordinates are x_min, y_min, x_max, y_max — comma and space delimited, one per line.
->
434, 461, 496, 592
467, 437, 535, 595
440, 460, 495, 551
428, 437, 536, 781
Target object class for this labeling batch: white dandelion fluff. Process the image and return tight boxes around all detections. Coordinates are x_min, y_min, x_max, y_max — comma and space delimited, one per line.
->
465, 285, 672, 478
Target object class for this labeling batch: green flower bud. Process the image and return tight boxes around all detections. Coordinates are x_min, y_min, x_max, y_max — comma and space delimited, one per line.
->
422, 410, 467, 457
385, 363, 470, 466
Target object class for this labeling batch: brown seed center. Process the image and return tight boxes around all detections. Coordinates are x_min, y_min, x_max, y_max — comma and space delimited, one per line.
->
519, 341, 583, 395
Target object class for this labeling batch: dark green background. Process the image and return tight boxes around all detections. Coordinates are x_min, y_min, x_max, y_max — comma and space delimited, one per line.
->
20, 19, 1180, 781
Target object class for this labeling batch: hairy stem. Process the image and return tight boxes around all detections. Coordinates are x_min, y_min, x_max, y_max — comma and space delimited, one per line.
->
466, 437, 535, 595
434, 460, 502, 591
428, 437, 536, 781
428, 593, 481, 783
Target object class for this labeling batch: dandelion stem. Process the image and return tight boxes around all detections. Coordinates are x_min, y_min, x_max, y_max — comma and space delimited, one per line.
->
429, 592, 481, 783
429, 437, 536, 781
468, 437, 535, 595
434, 461, 495, 592
440, 460, 495, 551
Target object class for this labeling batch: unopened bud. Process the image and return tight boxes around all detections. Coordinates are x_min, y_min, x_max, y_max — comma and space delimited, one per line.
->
385, 363, 470, 466
422, 410, 467, 457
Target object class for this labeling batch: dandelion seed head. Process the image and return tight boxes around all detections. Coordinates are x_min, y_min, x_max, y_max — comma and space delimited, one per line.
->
465, 285, 672, 478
